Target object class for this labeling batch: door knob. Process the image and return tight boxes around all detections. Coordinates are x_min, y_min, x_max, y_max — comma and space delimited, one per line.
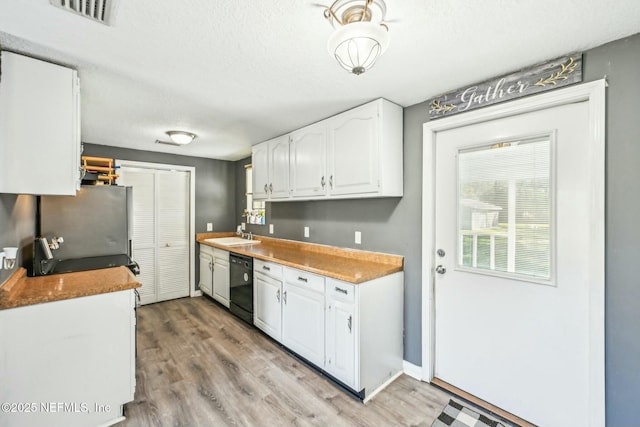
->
435, 265, 446, 275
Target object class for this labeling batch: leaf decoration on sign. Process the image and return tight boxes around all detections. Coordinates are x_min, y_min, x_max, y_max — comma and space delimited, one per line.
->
429, 99, 457, 115
534, 56, 578, 87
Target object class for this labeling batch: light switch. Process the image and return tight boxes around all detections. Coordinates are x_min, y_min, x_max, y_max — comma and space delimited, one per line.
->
269, 224, 274, 234
355, 231, 362, 245
206, 222, 213, 231
304, 226, 309, 238
241, 222, 246, 230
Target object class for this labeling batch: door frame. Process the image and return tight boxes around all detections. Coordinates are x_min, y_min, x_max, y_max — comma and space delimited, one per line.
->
115, 160, 197, 297
421, 80, 606, 425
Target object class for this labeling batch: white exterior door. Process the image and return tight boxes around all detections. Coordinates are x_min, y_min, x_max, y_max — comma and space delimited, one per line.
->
426, 83, 605, 427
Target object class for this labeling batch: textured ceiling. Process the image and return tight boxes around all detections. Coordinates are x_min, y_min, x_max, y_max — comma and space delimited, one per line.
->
0, 0, 639, 160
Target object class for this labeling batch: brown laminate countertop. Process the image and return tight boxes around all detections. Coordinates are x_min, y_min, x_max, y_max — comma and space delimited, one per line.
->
0, 266, 141, 310
197, 233, 403, 284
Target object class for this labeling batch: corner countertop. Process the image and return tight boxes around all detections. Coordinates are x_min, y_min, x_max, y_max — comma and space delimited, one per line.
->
0, 266, 141, 310
197, 233, 403, 284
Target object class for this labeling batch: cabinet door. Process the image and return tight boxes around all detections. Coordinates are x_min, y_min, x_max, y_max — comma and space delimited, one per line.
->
0, 51, 80, 195
198, 252, 213, 296
254, 273, 282, 341
157, 170, 191, 302
290, 121, 327, 198
252, 142, 270, 200
269, 135, 291, 199
213, 259, 230, 307
282, 281, 325, 367
328, 101, 379, 196
326, 298, 357, 389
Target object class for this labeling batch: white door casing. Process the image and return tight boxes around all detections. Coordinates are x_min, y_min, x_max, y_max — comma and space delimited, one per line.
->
116, 160, 196, 304
422, 80, 605, 427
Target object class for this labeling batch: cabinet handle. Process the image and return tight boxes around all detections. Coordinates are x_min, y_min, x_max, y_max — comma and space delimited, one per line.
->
269, 183, 273, 194
335, 286, 348, 295
321, 176, 326, 189
329, 175, 333, 189
276, 289, 280, 302
209, 261, 213, 271
283, 290, 287, 304
264, 184, 269, 194
262, 265, 271, 271
348, 315, 352, 333
297, 276, 308, 283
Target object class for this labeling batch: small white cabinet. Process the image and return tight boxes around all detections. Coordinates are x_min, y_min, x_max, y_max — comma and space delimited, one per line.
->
252, 135, 290, 200
325, 281, 357, 388
290, 121, 327, 198
254, 259, 284, 340
282, 267, 326, 367
0, 51, 81, 195
212, 248, 230, 307
199, 246, 214, 296
0, 290, 136, 427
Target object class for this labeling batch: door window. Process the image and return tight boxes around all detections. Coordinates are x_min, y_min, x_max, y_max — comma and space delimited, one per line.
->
457, 136, 553, 282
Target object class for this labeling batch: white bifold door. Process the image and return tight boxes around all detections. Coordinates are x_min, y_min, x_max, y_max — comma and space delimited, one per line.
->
118, 166, 191, 305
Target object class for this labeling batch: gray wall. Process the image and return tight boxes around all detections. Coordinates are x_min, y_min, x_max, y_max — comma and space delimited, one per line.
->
583, 35, 640, 425
237, 34, 640, 425
83, 143, 237, 286
0, 194, 36, 283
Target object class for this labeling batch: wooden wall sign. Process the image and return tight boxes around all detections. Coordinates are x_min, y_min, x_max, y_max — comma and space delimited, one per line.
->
427, 53, 582, 119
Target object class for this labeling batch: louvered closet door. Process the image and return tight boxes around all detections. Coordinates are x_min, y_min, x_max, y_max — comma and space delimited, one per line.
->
156, 170, 190, 302
119, 168, 157, 305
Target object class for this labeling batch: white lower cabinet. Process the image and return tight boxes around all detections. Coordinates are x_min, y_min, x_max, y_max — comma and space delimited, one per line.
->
325, 281, 357, 389
198, 247, 214, 296
282, 268, 326, 367
0, 290, 136, 427
212, 249, 230, 307
254, 259, 284, 340
253, 257, 404, 400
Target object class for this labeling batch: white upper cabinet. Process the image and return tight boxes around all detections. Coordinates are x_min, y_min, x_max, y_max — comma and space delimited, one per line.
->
252, 135, 290, 200
290, 120, 327, 198
251, 98, 402, 202
0, 51, 81, 195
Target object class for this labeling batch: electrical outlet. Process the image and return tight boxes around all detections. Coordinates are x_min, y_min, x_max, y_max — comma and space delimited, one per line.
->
304, 226, 309, 238
241, 222, 246, 230
355, 231, 362, 245
206, 222, 213, 232
269, 224, 274, 234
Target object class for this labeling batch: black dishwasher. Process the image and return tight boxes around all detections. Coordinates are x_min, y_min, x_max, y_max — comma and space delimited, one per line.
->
229, 253, 253, 325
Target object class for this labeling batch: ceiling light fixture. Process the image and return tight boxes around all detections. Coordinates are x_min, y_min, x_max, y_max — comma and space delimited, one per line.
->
324, 0, 390, 75
156, 130, 197, 146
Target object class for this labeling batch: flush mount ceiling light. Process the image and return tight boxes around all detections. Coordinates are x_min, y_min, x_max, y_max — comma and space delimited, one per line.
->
324, 0, 390, 75
155, 130, 197, 146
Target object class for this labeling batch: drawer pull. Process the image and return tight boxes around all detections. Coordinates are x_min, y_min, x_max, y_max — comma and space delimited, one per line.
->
262, 265, 271, 271
297, 276, 308, 283
335, 287, 348, 295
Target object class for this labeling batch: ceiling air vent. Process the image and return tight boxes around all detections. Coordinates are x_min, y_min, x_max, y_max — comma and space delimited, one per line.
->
49, 0, 119, 25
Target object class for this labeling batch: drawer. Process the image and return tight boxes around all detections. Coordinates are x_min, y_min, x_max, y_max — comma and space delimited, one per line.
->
213, 248, 229, 261
326, 279, 355, 303
284, 267, 325, 294
199, 244, 214, 256
254, 259, 283, 280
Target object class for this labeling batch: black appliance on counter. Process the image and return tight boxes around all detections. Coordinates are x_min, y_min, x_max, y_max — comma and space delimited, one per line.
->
32, 185, 139, 276
229, 253, 253, 324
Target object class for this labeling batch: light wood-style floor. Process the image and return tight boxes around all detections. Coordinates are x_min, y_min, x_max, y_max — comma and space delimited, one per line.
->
120, 296, 450, 427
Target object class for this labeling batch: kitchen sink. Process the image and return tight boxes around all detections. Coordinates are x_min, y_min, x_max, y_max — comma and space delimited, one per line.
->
204, 237, 261, 246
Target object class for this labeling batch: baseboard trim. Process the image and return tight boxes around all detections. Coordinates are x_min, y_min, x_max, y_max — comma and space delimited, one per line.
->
402, 360, 422, 381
